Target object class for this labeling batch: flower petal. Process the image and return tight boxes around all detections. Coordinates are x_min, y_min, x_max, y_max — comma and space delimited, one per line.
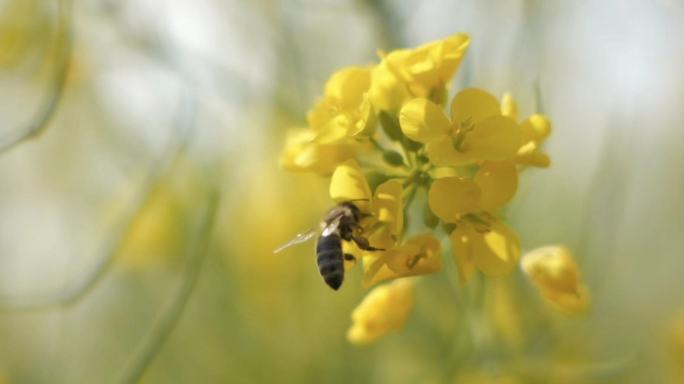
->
399, 98, 451, 143
369, 60, 411, 112
500, 92, 518, 121
329, 159, 372, 209
386, 234, 442, 275
449, 224, 477, 282
517, 141, 551, 167
426, 135, 472, 166
474, 161, 518, 212
362, 234, 441, 287
520, 114, 551, 143
324, 67, 371, 109
372, 180, 403, 236
280, 129, 357, 175
450, 88, 500, 126
472, 219, 520, 277
464, 116, 521, 161
428, 177, 480, 222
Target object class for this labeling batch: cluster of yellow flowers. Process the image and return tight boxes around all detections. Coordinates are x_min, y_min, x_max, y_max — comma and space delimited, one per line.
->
280, 34, 588, 344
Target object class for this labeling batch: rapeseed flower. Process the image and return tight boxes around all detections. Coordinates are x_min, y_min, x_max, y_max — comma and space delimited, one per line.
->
279, 34, 555, 344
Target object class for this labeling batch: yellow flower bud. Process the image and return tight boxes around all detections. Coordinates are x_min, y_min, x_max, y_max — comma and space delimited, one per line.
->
347, 279, 414, 345
521, 245, 590, 314
500, 92, 519, 121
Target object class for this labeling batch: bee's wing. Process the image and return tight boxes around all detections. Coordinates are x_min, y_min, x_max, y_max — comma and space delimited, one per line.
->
321, 215, 341, 237
273, 225, 321, 254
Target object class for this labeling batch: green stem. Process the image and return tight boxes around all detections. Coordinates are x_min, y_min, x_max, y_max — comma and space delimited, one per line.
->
116, 189, 220, 384
0, 90, 198, 312
0, 0, 72, 154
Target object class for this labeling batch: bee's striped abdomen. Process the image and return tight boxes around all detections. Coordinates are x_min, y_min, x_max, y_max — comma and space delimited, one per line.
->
316, 234, 344, 290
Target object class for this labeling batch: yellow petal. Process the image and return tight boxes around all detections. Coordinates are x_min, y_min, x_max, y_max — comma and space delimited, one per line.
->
436, 33, 470, 80
463, 116, 521, 161
362, 234, 441, 287
472, 219, 520, 277
369, 60, 411, 112
474, 161, 518, 212
449, 223, 477, 282
347, 279, 414, 345
280, 129, 357, 175
516, 142, 551, 168
520, 114, 551, 143
542, 285, 591, 315
399, 98, 451, 143
386, 234, 441, 275
372, 180, 403, 236
426, 135, 473, 166
324, 67, 371, 110
386, 33, 470, 98
500, 92, 518, 121
329, 159, 371, 209
428, 177, 480, 222
450, 88, 500, 126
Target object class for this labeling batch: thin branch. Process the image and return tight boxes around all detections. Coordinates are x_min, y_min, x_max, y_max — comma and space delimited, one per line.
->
0, 89, 198, 312
115, 187, 220, 384
0, 0, 73, 154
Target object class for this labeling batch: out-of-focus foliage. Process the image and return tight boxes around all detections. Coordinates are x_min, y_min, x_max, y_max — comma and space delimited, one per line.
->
1, 0, 684, 383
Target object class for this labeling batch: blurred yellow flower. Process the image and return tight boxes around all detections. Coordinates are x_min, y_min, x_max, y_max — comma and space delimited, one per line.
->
454, 370, 521, 384
369, 33, 470, 112
347, 278, 414, 345
666, 311, 684, 383
399, 89, 521, 166
117, 184, 186, 268
521, 245, 590, 314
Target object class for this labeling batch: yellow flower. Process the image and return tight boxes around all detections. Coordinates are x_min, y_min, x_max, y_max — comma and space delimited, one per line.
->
279, 129, 360, 175
399, 89, 521, 166
362, 233, 442, 287
427, 162, 520, 280
450, 218, 520, 280
369, 34, 470, 112
500, 92, 552, 167
327, 161, 441, 286
309, 67, 375, 138
521, 245, 590, 314
347, 278, 414, 345
427, 164, 518, 219
280, 67, 376, 175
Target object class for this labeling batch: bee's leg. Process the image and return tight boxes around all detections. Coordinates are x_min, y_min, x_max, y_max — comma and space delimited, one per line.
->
352, 235, 384, 251
343, 253, 357, 264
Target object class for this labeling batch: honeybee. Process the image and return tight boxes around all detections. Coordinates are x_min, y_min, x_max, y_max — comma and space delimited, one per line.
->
274, 201, 383, 290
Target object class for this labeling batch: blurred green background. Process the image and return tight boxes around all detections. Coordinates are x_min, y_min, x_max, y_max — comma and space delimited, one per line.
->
1, 0, 684, 383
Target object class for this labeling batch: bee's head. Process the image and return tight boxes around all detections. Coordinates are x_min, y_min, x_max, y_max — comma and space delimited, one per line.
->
340, 199, 370, 222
